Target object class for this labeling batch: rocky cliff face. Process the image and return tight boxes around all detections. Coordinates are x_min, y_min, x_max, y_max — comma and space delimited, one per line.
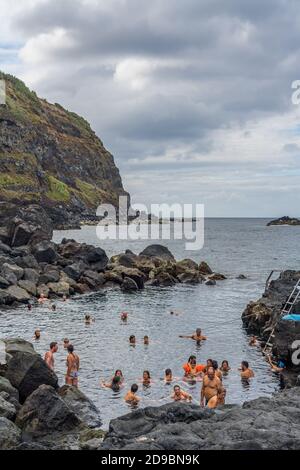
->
0, 71, 128, 228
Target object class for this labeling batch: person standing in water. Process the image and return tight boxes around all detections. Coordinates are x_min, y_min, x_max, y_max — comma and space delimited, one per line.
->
240, 361, 255, 379
66, 344, 80, 388
44, 342, 58, 371
201, 366, 222, 407
207, 388, 226, 409
179, 328, 207, 341
172, 385, 192, 402
125, 384, 140, 404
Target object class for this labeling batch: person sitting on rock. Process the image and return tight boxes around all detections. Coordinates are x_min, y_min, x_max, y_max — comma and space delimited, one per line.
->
129, 335, 136, 345
125, 384, 140, 404
249, 335, 259, 346
172, 385, 192, 402
240, 361, 255, 379
44, 342, 58, 371
33, 329, 41, 341
207, 387, 226, 409
183, 355, 205, 380
220, 360, 231, 373
66, 344, 80, 388
267, 354, 286, 373
179, 328, 207, 342
201, 366, 222, 407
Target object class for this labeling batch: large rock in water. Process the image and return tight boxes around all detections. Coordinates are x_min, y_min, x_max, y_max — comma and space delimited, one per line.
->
3, 339, 58, 403
101, 387, 300, 450
0, 417, 21, 450
58, 386, 102, 429
139, 245, 175, 261
32, 240, 57, 264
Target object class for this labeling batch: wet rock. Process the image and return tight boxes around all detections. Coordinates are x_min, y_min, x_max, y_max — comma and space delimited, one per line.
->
0, 395, 16, 421
59, 385, 102, 428
0, 241, 12, 255
176, 259, 199, 274
0, 376, 19, 404
112, 266, 145, 289
23, 268, 39, 284
237, 274, 247, 280
199, 261, 213, 275
0, 276, 10, 289
36, 285, 50, 298
6, 286, 31, 303
3, 339, 58, 402
177, 271, 203, 284
139, 245, 175, 261
13, 254, 39, 270
0, 417, 21, 449
17, 280, 37, 296
47, 281, 70, 297
83, 270, 105, 286
152, 272, 177, 287
121, 277, 139, 292
0, 289, 13, 305
208, 273, 227, 281
64, 261, 87, 281
38, 271, 60, 285
32, 241, 57, 264
1, 263, 24, 281
205, 279, 216, 286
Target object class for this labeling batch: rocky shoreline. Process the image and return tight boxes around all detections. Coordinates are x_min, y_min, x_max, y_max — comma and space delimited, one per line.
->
267, 216, 300, 226
0, 204, 226, 308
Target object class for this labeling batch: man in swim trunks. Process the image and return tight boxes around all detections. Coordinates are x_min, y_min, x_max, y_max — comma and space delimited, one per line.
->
267, 354, 286, 373
207, 387, 226, 409
179, 328, 207, 341
183, 355, 205, 379
66, 344, 80, 388
44, 342, 58, 371
201, 366, 222, 407
240, 361, 255, 379
172, 385, 192, 402
125, 384, 140, 403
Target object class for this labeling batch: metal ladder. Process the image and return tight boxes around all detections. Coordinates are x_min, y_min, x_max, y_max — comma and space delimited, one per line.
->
262, 277, 300, 354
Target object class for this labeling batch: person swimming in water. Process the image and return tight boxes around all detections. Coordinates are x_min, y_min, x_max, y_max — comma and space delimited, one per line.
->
51, 303, 57, 312
101, 370, 124, 389
33, 329, 41, 341
240, 361, 255, 379
220, 360, 231, 373
121, 312, 128, 322
207, 387, 226, 409
143, 335, 149, 345
183, 355, 205, 380
249, 335, 259, 346
27, 303, 33, 311
85, 314, 94, 325
65, 344, 80, 388
164, 368, 173, 383
179, 328, 207, 342
63, 338, 70, 349
125, 384, 140, 404
172, 385, 192, 402
142, 370, 152, 386
204, 358, 213, 374
129, 335, 136, 345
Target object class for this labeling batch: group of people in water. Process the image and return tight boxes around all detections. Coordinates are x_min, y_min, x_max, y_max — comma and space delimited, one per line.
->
31, 294, 275, 410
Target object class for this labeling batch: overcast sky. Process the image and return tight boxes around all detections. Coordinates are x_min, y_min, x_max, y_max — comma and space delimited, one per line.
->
1, 0, 300, 217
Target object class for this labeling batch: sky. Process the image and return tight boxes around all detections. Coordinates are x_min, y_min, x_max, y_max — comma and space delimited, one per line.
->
1, 0, 300, 217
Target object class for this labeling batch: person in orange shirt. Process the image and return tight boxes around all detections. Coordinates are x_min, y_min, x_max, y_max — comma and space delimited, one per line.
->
183, 355, 205, 379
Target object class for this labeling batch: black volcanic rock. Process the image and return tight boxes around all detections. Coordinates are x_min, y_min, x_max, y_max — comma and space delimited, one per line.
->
139, 244, 175, 261
267, 216, 300, 226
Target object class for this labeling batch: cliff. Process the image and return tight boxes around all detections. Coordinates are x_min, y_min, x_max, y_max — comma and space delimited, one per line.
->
0, 71, 128, 228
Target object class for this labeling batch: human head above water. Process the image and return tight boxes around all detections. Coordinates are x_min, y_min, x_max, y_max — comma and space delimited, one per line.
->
241, 361, 249, 370
50, 342, 58, 352
131, 384, 138, 393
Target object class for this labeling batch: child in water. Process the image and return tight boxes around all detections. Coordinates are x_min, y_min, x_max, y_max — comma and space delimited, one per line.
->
125, 384, 140, 404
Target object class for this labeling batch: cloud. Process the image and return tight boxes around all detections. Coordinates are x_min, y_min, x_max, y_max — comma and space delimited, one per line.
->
1, 0, 300, 216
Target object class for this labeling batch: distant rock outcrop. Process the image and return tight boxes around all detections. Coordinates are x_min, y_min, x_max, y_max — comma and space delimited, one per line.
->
0, 71, 128, 228
267, 216, 300, 226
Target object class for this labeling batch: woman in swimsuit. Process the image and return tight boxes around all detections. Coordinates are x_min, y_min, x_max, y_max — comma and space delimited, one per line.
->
66, 344, 80, 388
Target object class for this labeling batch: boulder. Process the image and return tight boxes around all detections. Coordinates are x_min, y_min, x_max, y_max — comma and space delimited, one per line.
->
23, 268, 40, 284
38, 271, 60, 285
177, 271, 203, 284
152, 272, 177, 287
112, 266, 145, 289
103, 271, 123, 285
6, 285, 31, 303
0, 376, 19, 404
139, 245, 175, 261
111, 253, 138, 268
83, 271, 105, 286
47, 281, 70, 297
0, 394, 16, 421
37, 285, 50, 298
1, 263, 24, 281
16, 385, 81, 438
0, 417, 21, 449
17, 280, 37, 296
58, 241, 108, 269
32, 241, 57, 264
199, 261, 213, 275
0, 241, 11, 255
208, 273, 227, 281
0, 276, 10, 289
10, 222, 36, 247
0, 289, 13, 305
13, 254, 39, 270
176, 259, 199, 274
64, 261, 87, 281
205, 279, 216, 286
121, 277, 139, 292
59, 385, 102, 428
3, 339, 58, 402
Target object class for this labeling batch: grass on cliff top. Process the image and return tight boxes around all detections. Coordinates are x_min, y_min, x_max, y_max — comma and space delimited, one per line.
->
45, 174, 71, 202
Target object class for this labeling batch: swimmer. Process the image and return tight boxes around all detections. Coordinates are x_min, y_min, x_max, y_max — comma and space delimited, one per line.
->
142, 370, 152, 386
102, 376, 122, 392
51, 303, 57, 312
207, 387, 226, 409
44, 342, 58, 371
38, 293, 47, 304
33, 329, 41, 341
27, 303, 33, 311
129, 335, 136, 345
164, 368, 173, 383
85, 314, 94, 325
204, 358, 213, 374
125, 384, 140, 404
267, 354, 286, 373
65, 344, 80, 388
220, 360, 231, 373
183, 355, 205, 380
63, 338, 70, 349
121, 312, 128, 322
101, 370, 124, 389
201, 366, 222, 407
249, 335, 259, 346
172, 385, 192, 402
144, 335, 149, 345
170, 310, 180, 316
240, 361, 255, 379
179, 328, 207, 342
